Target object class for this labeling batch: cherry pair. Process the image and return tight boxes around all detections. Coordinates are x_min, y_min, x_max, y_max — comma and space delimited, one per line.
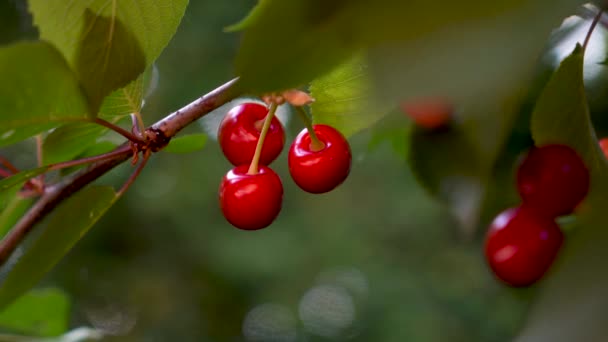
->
485, 144, 589, 287
218, 102, 351, 230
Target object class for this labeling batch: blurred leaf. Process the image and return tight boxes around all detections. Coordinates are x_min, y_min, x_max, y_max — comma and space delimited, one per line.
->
0, 168, 49, 192
516, 46, 608, 341
163, 134, 208, 154
310, 55, 391, 137
233, 0, 358, 92
29, 0, 188, 113
408, 127, 486, 233
233, 0, 581, 93
0, 327, 104, 342
0, 186, 118, 309
0, 193, 35, 240
0, 41, 88, 147
0, 288, 69, 337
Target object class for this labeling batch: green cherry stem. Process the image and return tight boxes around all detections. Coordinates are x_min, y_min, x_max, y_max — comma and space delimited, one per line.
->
295, 106, 325, 152
248, 102, 278, 175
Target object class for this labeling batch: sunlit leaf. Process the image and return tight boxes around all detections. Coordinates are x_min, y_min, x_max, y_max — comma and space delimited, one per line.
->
29, 0, 188, 113
516, 46, 608, 342
163, 134, 208, 154
0, 186, 118, 309
0, 288, 69, 337
0, 41, 88, 147
310, 55, 391, 138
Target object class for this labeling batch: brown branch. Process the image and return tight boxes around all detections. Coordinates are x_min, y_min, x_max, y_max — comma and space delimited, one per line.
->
0, 78, 241, 266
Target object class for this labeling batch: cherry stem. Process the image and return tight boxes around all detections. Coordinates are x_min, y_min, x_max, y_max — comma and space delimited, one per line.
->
296, 106, 324, 152
583, 8, 603, 51
48, 144, 133, 172
94, 118, 146, 144
118, 149, 151, 196
248, 102, 278, 175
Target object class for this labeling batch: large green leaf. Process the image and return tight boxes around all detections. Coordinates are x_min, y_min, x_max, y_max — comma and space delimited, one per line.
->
0, 186, 118, 309
233, 0, 581, 93
516, 47, 608, 341
310, 55, 391, 138
29, 0, 188, 113
0, 41, 89, 147
0, 288, 69, 337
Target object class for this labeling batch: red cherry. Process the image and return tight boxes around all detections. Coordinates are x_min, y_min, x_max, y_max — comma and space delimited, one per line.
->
485, 206, 563, 287
219, 165, 283, 230
400, 97, 452, 130
599, 138, 608, 159
517, 144, 589, 217
288, 124, 351, 194
218, 102, 285, 166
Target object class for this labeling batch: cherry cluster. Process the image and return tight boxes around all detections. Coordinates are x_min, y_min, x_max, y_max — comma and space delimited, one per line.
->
218, 102, 352, 230
485, 144, 590, 287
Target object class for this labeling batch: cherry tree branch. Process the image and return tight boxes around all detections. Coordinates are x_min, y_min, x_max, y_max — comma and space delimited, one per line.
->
0, 78, 241, 266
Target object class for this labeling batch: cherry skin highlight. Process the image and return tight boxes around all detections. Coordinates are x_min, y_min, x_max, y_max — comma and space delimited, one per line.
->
288, 124, 352, 194
517, 144, 589, 218
219, 165, 283, 230
218, 102, 285, 166
485, 206, 563, 287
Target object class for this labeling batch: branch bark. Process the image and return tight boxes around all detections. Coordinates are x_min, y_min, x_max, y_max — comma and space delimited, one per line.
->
0, 78, 241, 266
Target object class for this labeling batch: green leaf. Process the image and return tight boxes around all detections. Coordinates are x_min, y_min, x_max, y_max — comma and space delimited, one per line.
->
0, 288, 69, 337
163, 134, 208, 154
516, 47, 608, 341
29, 0, 188, 113
99, 67, 154, 119
233, 1, 358, 92
0, 168, 49, 192
0, 186, 118, 309
0, 41, 89, 147
42, 123, 106, 165
310, 55, 391, 137
233, 0, 582, 93
0, 193, 35, 240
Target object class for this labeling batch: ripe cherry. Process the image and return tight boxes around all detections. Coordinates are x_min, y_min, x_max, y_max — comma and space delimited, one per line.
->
218, 102, 285, 166
517, 144, 589, 218
599, 138, 608, 159
485, 206, 563, 287
219, 165, 283, 230
400, 98, 452, 130
288, 124, 351, 194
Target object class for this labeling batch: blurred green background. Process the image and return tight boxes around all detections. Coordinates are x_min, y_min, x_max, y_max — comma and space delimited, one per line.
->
3, 1, 608, 341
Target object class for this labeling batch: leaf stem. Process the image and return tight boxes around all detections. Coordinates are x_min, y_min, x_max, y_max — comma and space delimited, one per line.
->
583, 8, 603, 51
118, 149, 151, 196
296, 106, 324, 151
0, 157, 19, 174
48, 144, 133, 171
248, 103, 278, 175
93, 118, 146, 144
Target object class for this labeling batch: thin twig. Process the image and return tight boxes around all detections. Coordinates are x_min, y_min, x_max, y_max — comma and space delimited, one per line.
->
117, 150, 150, 196
0, 78, 241, 266
48, 144, 133, 171
0, 157, 19, 174
93, 118, 146, 144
